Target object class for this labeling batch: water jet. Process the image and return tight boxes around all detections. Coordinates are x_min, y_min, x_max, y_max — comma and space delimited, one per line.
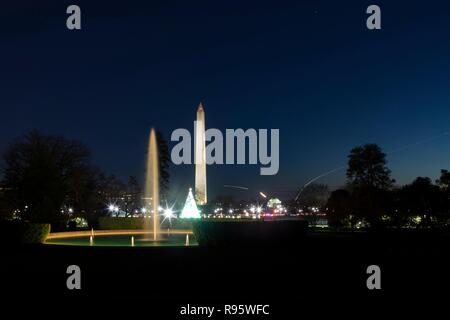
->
144, 128, 160, 241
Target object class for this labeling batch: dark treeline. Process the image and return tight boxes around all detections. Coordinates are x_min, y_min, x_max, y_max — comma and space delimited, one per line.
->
326, 144, 450, 230
1, 131, 449, 232
0, 130, 170, 231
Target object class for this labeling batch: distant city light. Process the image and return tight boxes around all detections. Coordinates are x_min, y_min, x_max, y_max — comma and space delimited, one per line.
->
108, 204, 119, 213
413, 216, 422, 224
163, 208, 174, 218
162, 207, 176, 224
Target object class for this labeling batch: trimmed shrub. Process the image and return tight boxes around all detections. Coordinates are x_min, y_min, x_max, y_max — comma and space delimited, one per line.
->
19, 223, 51, 243
99, 217, 144, 230
193, 219, 309, 247
98, 217, 193, 230
0, 220, 51, 244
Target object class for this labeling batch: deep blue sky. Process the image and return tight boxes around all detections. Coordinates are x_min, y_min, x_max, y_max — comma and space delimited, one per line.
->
1, 0, 450, 201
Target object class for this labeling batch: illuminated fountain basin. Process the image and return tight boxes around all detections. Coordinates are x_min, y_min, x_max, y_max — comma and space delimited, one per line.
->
45, 230, 196, 247
46, 128, 198, 248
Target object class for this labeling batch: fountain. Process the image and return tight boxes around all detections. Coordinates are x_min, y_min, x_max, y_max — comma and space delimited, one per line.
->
45, 127, 198, 247
144, 128, 160, 241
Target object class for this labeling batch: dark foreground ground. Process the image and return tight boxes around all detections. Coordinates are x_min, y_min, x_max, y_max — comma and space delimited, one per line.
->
1, 230, 449, 318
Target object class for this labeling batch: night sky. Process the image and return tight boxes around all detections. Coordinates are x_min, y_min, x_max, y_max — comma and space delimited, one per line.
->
1, 0, 450, 201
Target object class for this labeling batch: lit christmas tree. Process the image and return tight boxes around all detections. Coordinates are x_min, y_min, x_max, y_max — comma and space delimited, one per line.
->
180, 188, 201, 219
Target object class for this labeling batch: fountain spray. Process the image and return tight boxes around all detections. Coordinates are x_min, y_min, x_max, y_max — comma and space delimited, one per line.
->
144, 128, 160, 241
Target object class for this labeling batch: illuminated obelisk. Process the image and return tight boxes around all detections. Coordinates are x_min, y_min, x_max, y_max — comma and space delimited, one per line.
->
195, 102, 207, 205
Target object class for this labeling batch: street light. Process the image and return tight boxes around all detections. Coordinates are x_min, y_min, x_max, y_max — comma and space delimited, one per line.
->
108, 204, 119, 214
162, 207, 176, 224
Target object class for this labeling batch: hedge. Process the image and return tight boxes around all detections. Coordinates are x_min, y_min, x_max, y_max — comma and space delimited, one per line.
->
0, 220, 51, 244
98, 217, 193, 230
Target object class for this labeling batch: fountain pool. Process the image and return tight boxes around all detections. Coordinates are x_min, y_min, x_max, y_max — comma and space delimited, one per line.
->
44, 128, 199, 248
45, 230, 197, 247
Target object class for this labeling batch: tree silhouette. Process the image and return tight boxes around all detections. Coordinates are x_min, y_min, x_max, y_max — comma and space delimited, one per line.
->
397, 177, 446, 227
346, 144, 394, 228
436, 169, 450, 192
296, 183, 330, 210
347, 144, 393, 190
1, 130, 99, 229
326, 189, 353, 229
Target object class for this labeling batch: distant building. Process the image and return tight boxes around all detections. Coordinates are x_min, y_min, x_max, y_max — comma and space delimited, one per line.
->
267, 198, 282, 208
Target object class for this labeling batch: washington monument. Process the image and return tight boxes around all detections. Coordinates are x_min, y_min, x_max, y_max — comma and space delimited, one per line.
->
195, 102, 207, 205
